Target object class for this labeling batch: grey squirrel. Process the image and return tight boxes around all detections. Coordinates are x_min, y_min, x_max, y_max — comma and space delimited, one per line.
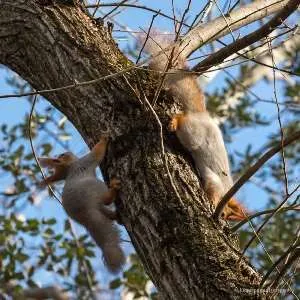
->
39, 135, 125, 273
138, 31, 245, 221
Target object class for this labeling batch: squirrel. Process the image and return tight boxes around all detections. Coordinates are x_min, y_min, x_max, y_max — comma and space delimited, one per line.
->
137, 31, 246, 221
38, 135, 125, 273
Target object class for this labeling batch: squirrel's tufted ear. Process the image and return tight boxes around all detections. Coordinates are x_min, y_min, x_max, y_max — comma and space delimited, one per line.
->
38, 157, 62, 168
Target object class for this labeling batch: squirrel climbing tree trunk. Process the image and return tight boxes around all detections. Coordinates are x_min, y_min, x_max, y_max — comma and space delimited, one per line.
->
0, 1, 285, 298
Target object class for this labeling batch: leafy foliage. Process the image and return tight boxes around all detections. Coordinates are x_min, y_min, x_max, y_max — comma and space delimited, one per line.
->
0, 1, 299, 299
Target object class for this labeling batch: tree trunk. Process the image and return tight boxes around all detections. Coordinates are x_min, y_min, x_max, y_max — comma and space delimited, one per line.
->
0, 1, 268, 298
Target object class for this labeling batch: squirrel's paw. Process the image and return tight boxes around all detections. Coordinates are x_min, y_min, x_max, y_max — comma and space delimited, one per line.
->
109, 178, 121, 190
168, 116, 179, 132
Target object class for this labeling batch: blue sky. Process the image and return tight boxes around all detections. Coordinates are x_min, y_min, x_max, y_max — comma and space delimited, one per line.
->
0, 0, 297, 294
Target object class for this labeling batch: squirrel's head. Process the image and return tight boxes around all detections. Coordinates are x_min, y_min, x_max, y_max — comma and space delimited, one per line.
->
56, 152, 78, 166
39, 152, 77, 169
38, 152, 78, 186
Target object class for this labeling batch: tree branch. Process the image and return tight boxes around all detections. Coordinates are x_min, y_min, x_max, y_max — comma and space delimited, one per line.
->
260, 227, 300, 286
179, 0, 290, 58
193, 0, 300, 74
269, 247, 300, 290
3, 285, 68, 300
0, 1, 277, 298
231, 205, 300, 232
213, 130, 300, 220
22, 286, 68, 300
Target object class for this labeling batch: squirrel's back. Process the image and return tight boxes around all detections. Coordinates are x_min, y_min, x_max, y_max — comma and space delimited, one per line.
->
62, 165, 124, 273
176, 112, 233, 193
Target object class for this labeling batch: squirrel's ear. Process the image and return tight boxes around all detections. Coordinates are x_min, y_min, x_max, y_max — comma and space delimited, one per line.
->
38, 157, 61, 168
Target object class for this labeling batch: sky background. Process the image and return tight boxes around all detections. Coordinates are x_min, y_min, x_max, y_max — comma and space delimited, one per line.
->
0, 0, 297, 296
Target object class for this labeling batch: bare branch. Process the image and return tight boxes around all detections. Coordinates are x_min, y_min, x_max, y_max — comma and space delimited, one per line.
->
28, 95, 62, 202
213, 130, 300, 220
240, 184, 299, 257
86, 2, 185, 26
102, 0, 129, 19
28, 96, 96, 297
179, 0, 290, 58
188, 1, 214, 30
136, 12, 160, 64
23, 286, 68, 300
193, 0, 300, 73
4, 285, 69, 300
0, 69, 135, 99
269, 247, 300, 290
231, 205, 300, 232
216, 31, 300, 103
260, 227, 300, 286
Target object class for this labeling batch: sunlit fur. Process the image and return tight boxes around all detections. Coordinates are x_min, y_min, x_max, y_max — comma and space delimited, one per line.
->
138, 31, 246, 221
39, 138, 125, 273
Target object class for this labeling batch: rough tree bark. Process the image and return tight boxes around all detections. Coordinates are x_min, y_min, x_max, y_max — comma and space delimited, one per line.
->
0, 1, 276, 299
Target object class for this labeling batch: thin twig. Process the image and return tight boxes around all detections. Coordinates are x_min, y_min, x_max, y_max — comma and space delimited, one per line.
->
171, 0, 177, 31
213, 0, 236, 41
187, 26, 296, 63
176, 0, 192, 36
92, 0, 101, 17
269, 247, 300, 289
213, 131, 300, 220
110, 0, 139, 19
86, 2, 187, 27
102, 0, 129, 19
241, 184, 299, 256
136, 11, 160, 64
193, 0, 300, 74
28, 95, 61, 203
28, 95, 96, 298
141, 91, 185, 208
212, 32, 300, 76
0, 68, 136, 99
268, 38, 289, 196
229, 0, 241, 13
260, 227, 300, 286
231, 205, 299, 232
189, 1, 214, 30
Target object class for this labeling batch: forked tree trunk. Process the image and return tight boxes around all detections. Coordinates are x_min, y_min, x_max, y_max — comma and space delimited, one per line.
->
0, 1, 268, 299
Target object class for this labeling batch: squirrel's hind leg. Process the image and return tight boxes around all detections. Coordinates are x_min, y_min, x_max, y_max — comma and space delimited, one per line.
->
100, 206, 117, 221
101, 178, 121, 205
203, 170, 224, 209
168, 113, 186, 132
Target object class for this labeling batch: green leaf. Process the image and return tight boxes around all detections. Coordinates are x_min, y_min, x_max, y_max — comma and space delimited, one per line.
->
14, 272, 25, 280
16, 252, 29, 263
28, 266, 35, 277
110, 278, 122, 289
42, 218, 56, 225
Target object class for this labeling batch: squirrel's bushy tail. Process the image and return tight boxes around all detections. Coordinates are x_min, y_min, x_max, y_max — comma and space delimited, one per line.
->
136, 30, 205, 112
224, 198, 247, 221
86, 211, 125, 273
136, 29, 185, 76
